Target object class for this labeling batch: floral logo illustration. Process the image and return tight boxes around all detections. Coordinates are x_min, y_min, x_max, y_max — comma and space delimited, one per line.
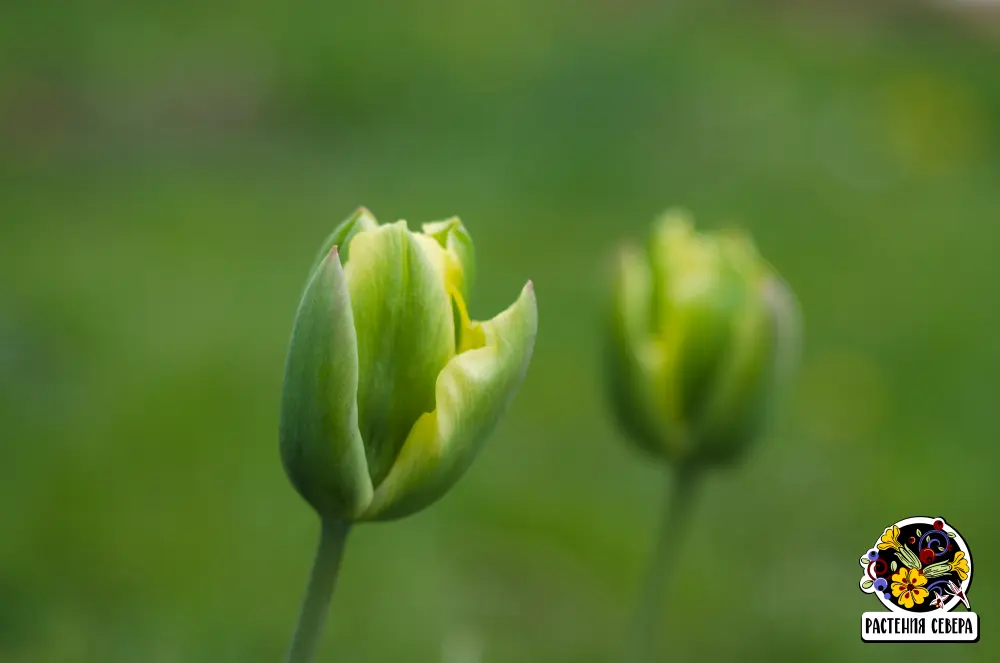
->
859, 516, 972, 614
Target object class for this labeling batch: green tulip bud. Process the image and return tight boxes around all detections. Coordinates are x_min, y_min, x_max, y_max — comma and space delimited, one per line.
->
280, 208, 537, 522
605, 209, 800, 469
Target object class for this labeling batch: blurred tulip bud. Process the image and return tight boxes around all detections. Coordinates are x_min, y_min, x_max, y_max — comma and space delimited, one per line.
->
280, 208, 537, 522
605, 209, 800, 469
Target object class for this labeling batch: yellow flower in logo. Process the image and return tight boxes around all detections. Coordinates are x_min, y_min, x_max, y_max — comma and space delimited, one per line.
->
891, 567, 929, 609
878, 525, 902, 551
950, 552, 969, 581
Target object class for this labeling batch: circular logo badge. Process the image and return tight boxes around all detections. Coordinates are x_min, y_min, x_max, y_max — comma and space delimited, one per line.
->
859, 516, 972, 613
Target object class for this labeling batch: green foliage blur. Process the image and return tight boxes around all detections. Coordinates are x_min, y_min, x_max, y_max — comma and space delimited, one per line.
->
2, 1, 998, 661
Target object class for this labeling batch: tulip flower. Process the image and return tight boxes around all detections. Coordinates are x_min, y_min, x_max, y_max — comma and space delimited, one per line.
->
606, 209, 799, 469
279, 208, 537, 663
608, 209, 800, 663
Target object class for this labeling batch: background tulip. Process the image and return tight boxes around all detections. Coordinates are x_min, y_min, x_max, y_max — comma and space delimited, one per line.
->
609, 210, 800, 663
606, 209, 800, 471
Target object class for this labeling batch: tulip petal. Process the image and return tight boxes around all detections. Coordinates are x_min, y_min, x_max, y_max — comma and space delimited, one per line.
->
345, 221, 455, 487
279, 247, 374, 520
647, 208, 699, 331
660, 271, 746, 432
605, 244, 680, 458
648, 213, 749, 440
763, 274, 803, 397
362, 282, 537, 520
310, 207, 379, 274
694, 280, 774, 465
422, 217, 476, 299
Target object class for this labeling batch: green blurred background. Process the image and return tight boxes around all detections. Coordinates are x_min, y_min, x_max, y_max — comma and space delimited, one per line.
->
2, 0, 999, 661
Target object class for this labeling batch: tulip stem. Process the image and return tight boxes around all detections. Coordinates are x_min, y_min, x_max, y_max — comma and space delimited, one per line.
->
625, 465, 701, 663
284, 518, 352, 663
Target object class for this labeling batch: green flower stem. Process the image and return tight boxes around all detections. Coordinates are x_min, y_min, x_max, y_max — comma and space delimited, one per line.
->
284, 519, 352, 663
625, 465, 701, 663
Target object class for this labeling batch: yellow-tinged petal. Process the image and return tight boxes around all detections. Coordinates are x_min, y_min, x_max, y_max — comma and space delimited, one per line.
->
361, 281, 538, 520
891, 568, 909, 585
344, 222, 455, 487
451, 286, 485, 355
411, 226, 484, 354
409, 230, 450, 281
422, 217, 475, 299
648, 209, 700, 330
910, 569, 927, 587
911, 587, 929, 603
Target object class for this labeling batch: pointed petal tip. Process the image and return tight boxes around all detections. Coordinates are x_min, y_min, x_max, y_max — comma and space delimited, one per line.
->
654, 207, 696, 237
421, 216, 465, 235
352, 206, 378, 224
519, 280, 537, 307
518, 280, 539, 327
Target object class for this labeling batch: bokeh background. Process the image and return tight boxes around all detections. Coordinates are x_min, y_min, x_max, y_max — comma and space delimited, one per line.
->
3, 0, 999, 661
